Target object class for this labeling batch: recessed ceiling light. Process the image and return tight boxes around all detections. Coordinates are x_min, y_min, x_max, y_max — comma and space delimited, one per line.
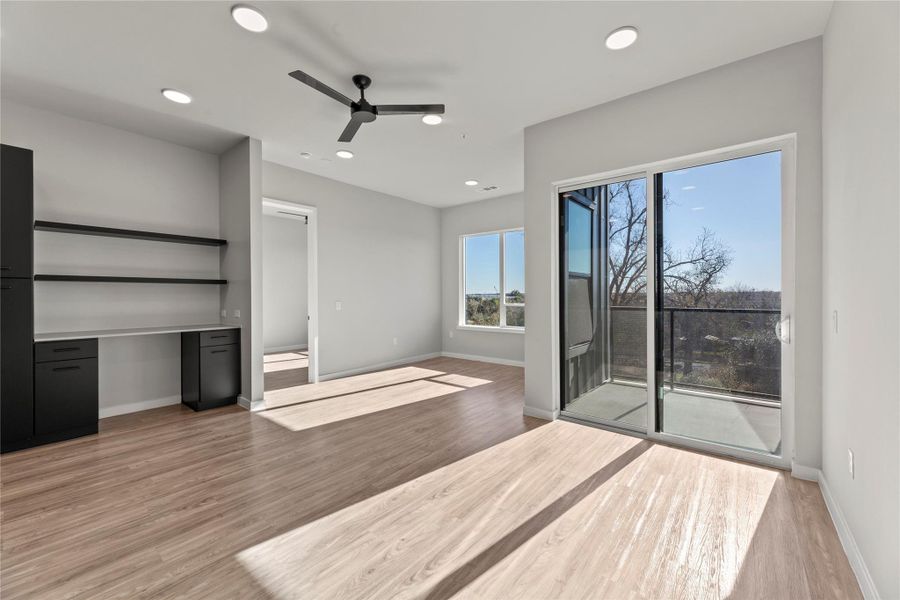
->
231, 4, 268, 32
465, 180, 479, 186
605, 26, 638, 50
422, 114, 443, 125
336, 150, 354, 159
161, 88, 192, 104
300, 152, 312, 159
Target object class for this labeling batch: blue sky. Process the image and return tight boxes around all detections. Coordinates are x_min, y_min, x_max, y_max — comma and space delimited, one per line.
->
465, 230, 525, 294
663, 151, 781, 291
468, 151, 781, 295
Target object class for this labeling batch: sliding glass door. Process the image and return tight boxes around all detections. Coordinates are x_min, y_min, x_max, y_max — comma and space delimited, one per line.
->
654, 152, 782, 456
559, 176, 648, 431
558, 142, 790, 464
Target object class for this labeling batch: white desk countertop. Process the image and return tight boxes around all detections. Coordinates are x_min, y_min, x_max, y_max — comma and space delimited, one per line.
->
34, 323, 238, 342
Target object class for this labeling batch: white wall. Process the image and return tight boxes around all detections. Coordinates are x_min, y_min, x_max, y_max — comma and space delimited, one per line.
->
220, 138, 264, 405
262, 161, 441, 377
441, 193, 524, 364
263, 214, 308, 351
0, 100, 222, 416
822, 3, 900, 598
523, 39, 824, 466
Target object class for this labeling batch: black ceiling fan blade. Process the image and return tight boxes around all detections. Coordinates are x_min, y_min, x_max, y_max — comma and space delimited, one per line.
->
338, 117, 364, 142
289, 70, 354, 108
376, 104, 445, 116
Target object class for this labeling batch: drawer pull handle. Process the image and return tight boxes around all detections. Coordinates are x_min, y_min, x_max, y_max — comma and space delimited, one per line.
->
210, 334, 229, 339
52, 366, 81, 372
0, 285, 12, 290
211, 349, 229, 354
53, 347, 81, 353
0, 266, 10, 271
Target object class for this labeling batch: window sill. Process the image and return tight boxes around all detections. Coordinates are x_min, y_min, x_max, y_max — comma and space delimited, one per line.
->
457, 325, 525, 334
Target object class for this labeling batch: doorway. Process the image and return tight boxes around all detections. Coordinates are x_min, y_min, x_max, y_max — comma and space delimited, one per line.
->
558, 138, 793, 466
262, 198, 319, 399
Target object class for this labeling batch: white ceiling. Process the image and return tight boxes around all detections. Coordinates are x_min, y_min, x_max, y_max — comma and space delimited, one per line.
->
0, 1, 832, 207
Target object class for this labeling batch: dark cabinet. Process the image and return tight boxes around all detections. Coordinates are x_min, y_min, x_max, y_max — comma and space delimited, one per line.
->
33, 340, 98, 443
181, 329, 241, 411
0, 144, 34, 278
1, 143, 34, 454
1, 280, 34, 451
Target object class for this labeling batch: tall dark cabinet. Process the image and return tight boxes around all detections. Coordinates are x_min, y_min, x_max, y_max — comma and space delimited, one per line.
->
1, 144, 35, 453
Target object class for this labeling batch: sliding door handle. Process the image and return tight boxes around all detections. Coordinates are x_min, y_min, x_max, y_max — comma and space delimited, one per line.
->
775, 315, 791, 344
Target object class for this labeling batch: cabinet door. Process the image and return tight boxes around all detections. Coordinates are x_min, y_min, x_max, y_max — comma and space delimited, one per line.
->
34, 358, 98, 436
200, 344, 240, 405
1, 280, 34, 446
0, 145, 33, 277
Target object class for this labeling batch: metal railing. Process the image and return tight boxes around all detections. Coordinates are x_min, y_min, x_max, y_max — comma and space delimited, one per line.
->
610, 305, 781, 402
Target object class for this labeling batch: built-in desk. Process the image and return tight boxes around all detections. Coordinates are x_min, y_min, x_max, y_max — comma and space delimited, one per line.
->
21, 324, 242, 451
35, 323, 237, 342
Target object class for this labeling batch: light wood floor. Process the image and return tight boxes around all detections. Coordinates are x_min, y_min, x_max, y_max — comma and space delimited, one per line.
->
0, 357, 860, 599
264, 350, 309, 392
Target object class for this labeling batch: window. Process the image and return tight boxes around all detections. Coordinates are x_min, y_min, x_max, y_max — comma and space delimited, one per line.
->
461, 229, 525, 329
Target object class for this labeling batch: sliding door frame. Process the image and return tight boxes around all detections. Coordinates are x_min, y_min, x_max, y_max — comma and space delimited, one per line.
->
551, 134, 796, 469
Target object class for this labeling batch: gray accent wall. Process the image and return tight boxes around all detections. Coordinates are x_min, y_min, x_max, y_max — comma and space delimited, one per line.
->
822, 2, 900, 597
523, 39, 824, 467
0, 100, 222, 417
219, 138, 263, 405
262, 161, 441, 378
441, 193, 525, 364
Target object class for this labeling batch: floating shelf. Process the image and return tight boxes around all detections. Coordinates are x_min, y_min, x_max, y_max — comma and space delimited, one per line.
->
35, 274, 227, 285
34, 220, 227, 247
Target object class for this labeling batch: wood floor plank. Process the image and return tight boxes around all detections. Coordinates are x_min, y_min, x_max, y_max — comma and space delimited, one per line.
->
0, 357, 860, 599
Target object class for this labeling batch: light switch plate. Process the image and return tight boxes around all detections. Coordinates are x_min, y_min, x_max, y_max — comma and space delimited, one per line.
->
335, 301, 342, 311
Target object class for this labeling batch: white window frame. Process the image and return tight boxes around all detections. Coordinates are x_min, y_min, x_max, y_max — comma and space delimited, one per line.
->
459, 227, 525, 333
550, 134, 796, 470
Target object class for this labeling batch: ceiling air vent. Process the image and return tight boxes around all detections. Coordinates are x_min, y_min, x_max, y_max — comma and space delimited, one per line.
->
480, 185, 499, 192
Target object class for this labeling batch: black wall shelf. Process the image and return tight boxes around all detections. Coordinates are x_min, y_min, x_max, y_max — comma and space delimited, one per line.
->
34, 221, 227, 247
35, 275, 227, 285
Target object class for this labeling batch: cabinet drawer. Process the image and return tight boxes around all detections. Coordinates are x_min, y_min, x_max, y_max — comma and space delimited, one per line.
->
199, 329, 239, 347
35, 338, 98, 363
200, 344, 240, 405
34, 358, 98, 436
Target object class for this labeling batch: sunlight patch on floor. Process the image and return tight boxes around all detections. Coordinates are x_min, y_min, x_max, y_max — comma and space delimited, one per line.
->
259, 379, 465, 432
264, 351, 308, 373
236, 422, 649, 598
264, 365, 446, 409
429, 373, 492, 388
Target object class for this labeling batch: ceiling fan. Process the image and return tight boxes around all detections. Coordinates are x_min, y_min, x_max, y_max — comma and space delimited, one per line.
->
288, 70, 445, 143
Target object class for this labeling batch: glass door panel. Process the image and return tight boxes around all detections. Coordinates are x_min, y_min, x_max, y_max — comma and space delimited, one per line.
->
560, 177, 647, 430
654, 152, 782, 456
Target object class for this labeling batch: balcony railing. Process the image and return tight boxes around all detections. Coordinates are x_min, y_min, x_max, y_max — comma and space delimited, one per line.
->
610, 306, 781, 403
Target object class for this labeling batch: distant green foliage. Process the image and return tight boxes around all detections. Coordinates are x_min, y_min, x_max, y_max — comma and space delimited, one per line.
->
466, 295, 499, 326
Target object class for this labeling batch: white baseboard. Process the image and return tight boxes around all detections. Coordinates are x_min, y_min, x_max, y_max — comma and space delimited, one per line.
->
264, 344, 308, 354
523, 405, 559, 421
440, 351, 525, 368
99, 395, 181, 419
318, 352, 442, 381
817, 471, 881, 600
790, 461, 820, 481
238, 395, 265, 411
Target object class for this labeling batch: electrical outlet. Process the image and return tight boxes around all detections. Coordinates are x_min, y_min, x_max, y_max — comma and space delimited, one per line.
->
449, 330, 454, 339
233, 309, 240, 319
848, 448, 854, 479
221, 309, 227, 319
335, 301, 342, 311
392, 337, 398, 346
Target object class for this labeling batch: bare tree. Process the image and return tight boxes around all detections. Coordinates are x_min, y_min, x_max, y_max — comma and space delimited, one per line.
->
662, 228, 732, 308
607, 181, 732, 308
